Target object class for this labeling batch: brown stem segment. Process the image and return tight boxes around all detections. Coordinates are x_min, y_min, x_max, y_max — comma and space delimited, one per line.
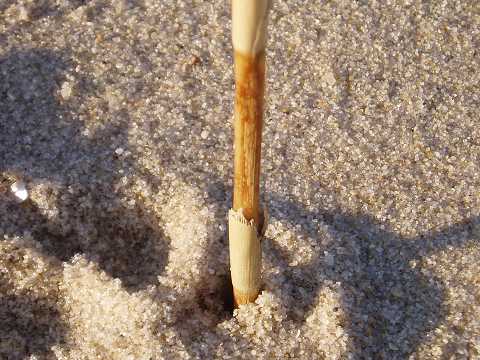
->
233, 50, 265, 226
231, 50, 265, 306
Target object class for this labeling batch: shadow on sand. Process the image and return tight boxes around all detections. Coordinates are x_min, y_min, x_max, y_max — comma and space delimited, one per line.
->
0, 49, 170, 292
148, 152, 477, 358
265, 196, 478, 358
147, 169, 477, 359
1, 48, 477, 359
0, 291, 66, 359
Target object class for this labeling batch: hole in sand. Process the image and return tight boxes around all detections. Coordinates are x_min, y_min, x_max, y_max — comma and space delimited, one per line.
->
220, 274, 235, 315
195, 273, 235, 322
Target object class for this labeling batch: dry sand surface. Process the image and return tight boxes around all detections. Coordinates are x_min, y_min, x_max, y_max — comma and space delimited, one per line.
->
1, 0, 480, 359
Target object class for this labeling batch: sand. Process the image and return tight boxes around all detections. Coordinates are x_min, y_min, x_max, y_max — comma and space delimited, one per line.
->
1, 0, 479, 359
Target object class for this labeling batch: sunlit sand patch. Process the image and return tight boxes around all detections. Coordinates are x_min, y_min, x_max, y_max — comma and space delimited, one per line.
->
60, 255, 168, 359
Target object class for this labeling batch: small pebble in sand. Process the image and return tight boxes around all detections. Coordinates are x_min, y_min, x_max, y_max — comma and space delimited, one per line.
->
61, 81, 73, 100
200, 130, 209, 139
10, 180, 28, 202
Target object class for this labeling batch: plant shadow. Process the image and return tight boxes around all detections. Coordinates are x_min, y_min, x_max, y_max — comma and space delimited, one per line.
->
165, 171, 478, 358
266, 195, 479, 358
0, 49, 170, 292
1, 47, 477, 359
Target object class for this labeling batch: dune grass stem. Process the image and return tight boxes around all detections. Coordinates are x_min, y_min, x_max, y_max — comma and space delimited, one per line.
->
229, 0, 271, 306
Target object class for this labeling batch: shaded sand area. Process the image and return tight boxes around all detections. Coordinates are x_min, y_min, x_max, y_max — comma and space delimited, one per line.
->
1, 0, 479, 358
